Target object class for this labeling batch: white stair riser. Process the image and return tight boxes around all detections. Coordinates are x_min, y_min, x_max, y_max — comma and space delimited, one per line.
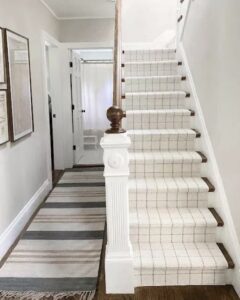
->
123, 96, 186, 110
124, 62, 179, 77
129, 191, 208, 209
130, 226, 216, 243
124, 50, 176, 62
124, 77, 184, 93
126, 115, 191, 130
129, 162, 201, 178
134, 270, 226, 287
129, 135, 196, 151
130, 140, 195, 151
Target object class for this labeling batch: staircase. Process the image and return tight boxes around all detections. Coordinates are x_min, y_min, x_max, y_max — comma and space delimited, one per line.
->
121, 48, 234, 287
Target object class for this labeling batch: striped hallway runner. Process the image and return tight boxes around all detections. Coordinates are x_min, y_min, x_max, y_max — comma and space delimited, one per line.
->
0, 167, 105, 300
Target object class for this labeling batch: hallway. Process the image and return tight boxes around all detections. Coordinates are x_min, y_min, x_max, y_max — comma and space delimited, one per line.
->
0, 167, 106, 299
0, 0, 240, 298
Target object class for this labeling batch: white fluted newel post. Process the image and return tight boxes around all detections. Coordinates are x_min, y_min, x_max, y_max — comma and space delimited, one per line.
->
100, 132, 134, 294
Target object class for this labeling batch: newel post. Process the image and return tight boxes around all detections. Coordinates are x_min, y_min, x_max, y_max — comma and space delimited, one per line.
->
100, 106, 134, 294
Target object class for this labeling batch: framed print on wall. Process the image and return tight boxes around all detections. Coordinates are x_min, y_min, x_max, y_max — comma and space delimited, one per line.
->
0, 27, 6, 84
5, 29, 34, 142
0, 90, 9, 144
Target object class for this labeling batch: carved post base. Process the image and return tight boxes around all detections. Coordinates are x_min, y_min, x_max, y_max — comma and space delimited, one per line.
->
100, 133, 134, 294
105, 248, 134, 294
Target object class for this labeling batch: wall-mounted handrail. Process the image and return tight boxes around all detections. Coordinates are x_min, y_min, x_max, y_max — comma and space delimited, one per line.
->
177, 0, 192, 44
105, 0, 126, 134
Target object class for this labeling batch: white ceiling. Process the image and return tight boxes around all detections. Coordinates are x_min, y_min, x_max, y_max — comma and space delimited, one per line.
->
41, 0, 115, 20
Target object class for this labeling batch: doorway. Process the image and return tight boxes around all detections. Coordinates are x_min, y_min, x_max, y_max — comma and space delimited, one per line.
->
70, 48, 113, 166
43, 34, 65, 184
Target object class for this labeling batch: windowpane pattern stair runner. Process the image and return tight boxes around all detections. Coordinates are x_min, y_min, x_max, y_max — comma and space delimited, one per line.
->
122, 49, 233, 287
0, 167, 105, 300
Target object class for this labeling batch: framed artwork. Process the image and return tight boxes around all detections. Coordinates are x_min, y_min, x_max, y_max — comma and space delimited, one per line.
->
0, 27, 6, 84
0, 90, 9, 144
5, 29, 33, 142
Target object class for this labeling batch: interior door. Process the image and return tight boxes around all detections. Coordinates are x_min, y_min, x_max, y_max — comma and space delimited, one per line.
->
70, 51, 84, 164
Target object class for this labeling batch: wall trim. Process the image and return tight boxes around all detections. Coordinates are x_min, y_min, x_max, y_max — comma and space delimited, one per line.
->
0, 179, 51, 262
179, 42, 240, 296
39, 0, 58, 19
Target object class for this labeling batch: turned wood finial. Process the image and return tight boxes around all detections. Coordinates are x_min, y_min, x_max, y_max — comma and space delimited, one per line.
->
105, 106, 126, 134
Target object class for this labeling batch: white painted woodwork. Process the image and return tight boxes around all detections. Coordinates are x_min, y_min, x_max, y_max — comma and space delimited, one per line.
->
100, 133, 134, 294
71, 51, 84, 164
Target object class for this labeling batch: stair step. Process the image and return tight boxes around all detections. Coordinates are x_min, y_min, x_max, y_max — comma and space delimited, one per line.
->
124, 75, 186, 93
130, 208, 218, 243
123, 49, 176, 62
133, 242, 229, 286
122, 91, 188, 110
125, 109, 193, 130
128, 129, 199, 151
123, 60, 181, 77
129, 151, 206, 178
128, 177, 212, 208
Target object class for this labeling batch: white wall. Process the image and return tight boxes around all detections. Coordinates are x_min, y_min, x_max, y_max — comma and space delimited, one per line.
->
182, 0, 240, 293
0, 0, 59, 236
59, 19, 114, 43
183, 0, 240, 243
122, 0, 178, 49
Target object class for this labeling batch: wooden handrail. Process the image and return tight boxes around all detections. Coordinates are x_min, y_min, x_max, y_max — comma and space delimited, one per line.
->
113, 0, 122, 107
106, 0, 126, 134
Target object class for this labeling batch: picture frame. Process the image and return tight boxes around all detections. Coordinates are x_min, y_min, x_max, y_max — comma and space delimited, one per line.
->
0, 90, 9, 145
0, 27, 6, 84
5, 29, 34, 142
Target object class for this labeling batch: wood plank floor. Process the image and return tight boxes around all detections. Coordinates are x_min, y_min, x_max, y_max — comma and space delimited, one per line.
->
95, 234, 239, 300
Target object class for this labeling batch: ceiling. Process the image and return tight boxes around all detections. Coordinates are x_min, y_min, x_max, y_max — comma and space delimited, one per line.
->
41, 0, 115, 20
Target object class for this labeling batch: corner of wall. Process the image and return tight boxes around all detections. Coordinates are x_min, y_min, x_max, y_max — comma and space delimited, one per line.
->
179, 41, 240, 296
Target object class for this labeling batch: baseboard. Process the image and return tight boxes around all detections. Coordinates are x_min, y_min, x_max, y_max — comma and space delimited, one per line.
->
0, 179, 51, 262
179, 42, 240, 296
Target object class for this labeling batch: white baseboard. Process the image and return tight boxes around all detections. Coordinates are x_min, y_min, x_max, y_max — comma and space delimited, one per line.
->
0, 179, 52, 261
179, 42, 240, 296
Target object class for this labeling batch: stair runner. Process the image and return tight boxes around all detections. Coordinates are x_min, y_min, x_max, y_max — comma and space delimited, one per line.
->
122, 49, 234, 287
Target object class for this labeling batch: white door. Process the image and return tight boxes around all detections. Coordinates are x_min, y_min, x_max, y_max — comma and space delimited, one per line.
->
70, 52, 84, 164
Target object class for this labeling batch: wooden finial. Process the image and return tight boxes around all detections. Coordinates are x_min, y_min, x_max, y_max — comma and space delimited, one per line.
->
105, 106, 126, 134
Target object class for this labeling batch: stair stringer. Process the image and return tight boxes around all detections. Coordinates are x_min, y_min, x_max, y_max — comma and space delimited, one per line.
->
178, 42, 240, 295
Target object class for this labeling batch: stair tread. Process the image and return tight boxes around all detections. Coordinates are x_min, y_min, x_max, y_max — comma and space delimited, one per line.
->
129, 177, 209, 192
126, 109, 192, 115
129, 151, 204, 163
124, 49, 176, 53
124, 60, 179, 65
133, 242, 229, 270
125, 91, 187, 97
128, 128, 197, 136
130, 208, 217, 227
125, 75, 182, 80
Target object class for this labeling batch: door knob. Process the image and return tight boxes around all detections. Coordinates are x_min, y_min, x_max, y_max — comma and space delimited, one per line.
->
81, 110, 86, 113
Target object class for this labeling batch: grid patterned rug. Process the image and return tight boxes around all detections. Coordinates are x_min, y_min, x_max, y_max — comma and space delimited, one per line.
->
0, 167, 105, 300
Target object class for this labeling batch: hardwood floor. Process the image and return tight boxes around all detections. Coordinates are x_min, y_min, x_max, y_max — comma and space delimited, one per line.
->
52, 169, 64, 187
95, 235, 239, 300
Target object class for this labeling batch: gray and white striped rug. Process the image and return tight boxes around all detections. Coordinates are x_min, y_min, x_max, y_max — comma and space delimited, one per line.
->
0, 167, 105, 300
